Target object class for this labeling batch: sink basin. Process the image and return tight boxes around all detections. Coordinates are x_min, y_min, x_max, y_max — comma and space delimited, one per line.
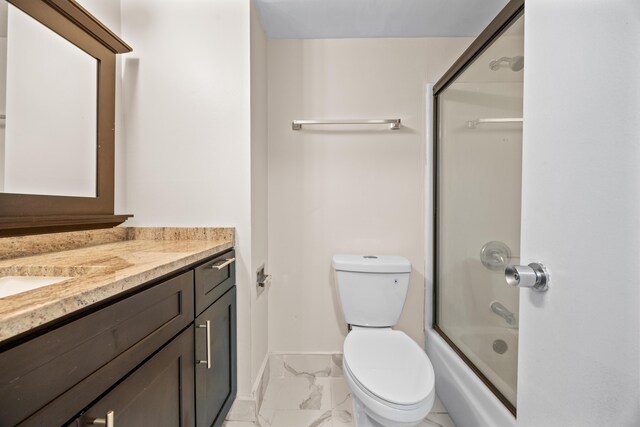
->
0, 276, 72, 298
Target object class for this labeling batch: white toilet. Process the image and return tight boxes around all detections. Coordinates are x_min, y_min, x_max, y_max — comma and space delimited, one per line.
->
332, 254, 435, 427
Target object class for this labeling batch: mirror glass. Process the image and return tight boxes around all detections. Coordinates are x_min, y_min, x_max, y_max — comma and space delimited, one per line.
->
0, 2, 97, 198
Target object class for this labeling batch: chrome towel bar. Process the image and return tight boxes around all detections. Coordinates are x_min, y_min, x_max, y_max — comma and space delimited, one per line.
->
292, 119, 401, 130
466, 118, 522, 128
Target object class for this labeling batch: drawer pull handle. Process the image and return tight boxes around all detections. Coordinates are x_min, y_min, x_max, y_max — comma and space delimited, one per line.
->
209, 257, 235, 270
91, 410, 114, 427
197, 320, 212, 369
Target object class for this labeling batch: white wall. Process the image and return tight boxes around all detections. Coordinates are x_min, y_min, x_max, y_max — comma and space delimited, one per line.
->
519, 0, 640, 425
267, 38, 472, 353
119, 0, 259, 398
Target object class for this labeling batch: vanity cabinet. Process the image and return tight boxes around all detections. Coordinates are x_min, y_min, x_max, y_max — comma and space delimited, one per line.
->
0, 271, 194, 427
0, 249, 237, 427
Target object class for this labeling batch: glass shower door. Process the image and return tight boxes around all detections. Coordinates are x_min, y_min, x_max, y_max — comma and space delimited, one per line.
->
434, 12, 524, 414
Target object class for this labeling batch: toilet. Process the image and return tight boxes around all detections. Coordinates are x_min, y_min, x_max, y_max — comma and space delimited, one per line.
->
332, 254, 435, 427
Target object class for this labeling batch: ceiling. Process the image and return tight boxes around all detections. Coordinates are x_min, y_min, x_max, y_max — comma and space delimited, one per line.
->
254, 0, 510, 39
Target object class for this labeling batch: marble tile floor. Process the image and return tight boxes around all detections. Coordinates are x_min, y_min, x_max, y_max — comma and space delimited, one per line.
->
224, 354, 456, 427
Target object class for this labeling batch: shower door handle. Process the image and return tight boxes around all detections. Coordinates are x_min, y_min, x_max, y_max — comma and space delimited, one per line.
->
505, 263, 549, 292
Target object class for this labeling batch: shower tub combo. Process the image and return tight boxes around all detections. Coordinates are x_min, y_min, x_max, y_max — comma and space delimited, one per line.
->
425, 1, 524, 426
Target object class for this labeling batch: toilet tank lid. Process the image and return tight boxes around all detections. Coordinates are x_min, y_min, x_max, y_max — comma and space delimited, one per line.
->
332, 254, 411, 273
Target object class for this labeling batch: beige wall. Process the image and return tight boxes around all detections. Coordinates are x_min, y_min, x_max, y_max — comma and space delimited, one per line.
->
267, 38, 472, 353
250, 0, 269, 389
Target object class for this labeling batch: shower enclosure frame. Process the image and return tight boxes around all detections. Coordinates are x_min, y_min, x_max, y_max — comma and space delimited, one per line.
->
432, 0, 524, 417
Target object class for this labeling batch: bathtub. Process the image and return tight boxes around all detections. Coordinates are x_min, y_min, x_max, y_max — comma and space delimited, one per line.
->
425, 327, 517, 427
457, 328, 518, 406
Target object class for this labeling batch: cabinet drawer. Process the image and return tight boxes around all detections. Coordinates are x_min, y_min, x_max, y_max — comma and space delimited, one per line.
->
194, 250, 235, 315
71, 326, 195, 427
0, 271, 194, 427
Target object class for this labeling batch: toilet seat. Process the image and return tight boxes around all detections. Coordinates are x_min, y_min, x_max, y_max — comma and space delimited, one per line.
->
344, 329, 435, 406
343, 328, 435, 424
344, 359, 428, 412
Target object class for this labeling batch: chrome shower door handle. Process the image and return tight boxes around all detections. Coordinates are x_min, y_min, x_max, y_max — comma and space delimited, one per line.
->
197, 320, 212, 369
505, 263, 549, 292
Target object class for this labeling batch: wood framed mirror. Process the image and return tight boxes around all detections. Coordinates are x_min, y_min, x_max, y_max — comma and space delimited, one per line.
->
0, 0, 132, 237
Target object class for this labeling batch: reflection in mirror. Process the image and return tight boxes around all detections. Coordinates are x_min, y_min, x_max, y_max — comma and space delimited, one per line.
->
0, 1, 97, 198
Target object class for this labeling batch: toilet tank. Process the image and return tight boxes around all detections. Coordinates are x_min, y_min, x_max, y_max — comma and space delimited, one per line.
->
332, 254, 411, 327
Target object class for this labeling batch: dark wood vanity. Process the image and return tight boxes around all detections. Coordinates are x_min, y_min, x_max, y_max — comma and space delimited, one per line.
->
0, 248, 237, 427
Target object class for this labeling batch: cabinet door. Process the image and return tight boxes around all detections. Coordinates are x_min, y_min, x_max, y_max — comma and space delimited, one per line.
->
73, 327, 195, 427
195, 287, 237, 427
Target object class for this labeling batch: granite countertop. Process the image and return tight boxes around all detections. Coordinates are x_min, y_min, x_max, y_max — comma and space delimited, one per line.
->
0, 227, 235, 343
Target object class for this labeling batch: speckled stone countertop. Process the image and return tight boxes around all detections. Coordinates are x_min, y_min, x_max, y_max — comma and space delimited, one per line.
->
0, 227, 234, 343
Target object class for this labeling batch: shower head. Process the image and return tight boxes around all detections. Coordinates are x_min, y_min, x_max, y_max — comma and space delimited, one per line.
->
489, 56, 524, 71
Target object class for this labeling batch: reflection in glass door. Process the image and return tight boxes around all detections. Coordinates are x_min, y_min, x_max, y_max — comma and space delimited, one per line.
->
434, 11, 524, 414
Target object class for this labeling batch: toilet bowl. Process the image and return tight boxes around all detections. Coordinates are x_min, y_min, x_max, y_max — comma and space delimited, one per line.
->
342, 327, 435, 427
332, 254, 436, 427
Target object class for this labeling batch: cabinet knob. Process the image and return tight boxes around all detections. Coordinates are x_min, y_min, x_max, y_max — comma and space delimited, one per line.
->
90, 410, 114, 427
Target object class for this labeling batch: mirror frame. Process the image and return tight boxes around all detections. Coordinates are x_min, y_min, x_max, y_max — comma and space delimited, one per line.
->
0, 0, 132, 237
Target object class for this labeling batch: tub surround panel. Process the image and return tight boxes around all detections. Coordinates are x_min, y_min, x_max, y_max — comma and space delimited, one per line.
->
0, 227, 234, 343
